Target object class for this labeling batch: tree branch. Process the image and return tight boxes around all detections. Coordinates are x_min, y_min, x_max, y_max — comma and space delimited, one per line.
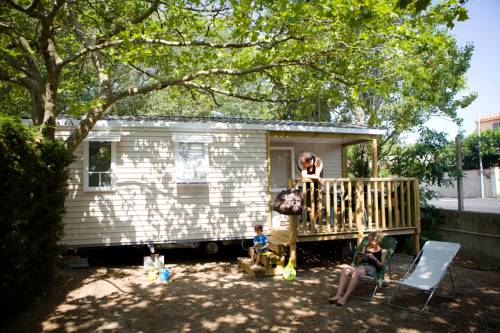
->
0, 66, 40, 91
180, 82, 302, 104
112, 60, 303, 101
4, 0, 43, 19
17, 36, 41, 77
1, 53, 32, 77
105, 0, 160, 38
48, 0, 67, 20
60, 36, 301, 67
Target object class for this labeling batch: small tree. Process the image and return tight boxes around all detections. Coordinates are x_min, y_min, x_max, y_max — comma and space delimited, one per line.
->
461, 128, 500, 170
0, 115, 73, 317
389, 127, 457, 203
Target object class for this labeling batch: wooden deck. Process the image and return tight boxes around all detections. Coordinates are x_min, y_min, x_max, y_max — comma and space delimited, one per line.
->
269, 177, 422, 266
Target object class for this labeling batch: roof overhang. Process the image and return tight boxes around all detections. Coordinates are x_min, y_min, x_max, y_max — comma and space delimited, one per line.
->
56, 118, 386, 139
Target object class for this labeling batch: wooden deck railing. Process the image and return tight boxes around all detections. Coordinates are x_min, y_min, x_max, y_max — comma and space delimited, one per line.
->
293, 177, 421, 239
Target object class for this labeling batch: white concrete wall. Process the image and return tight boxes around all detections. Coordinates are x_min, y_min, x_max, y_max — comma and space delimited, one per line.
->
427, 166, 500, 198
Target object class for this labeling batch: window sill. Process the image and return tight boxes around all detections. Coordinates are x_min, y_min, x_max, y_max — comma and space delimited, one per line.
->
84, 187, 116, 193
176, 181, 209, 185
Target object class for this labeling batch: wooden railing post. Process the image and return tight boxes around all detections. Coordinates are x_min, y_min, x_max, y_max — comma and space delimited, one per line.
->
289, 215, 298, 266
301, 179, 307, 232
406, 180, 412, 228
310, 181, 316, 232
394, 181, 400, 227
347, 181, 353, 231
412, 179, 421, 255
374, 181, 379, 231
318, 182, 323, 233
387, 180, 393, 228
400, 181, 406, 227
340, 181, 345, 232
325, 181, 331, 233
333, 180, 338, 233
380, 181, 386, 229
366, 181, 372, 230
355, 180, 365, 244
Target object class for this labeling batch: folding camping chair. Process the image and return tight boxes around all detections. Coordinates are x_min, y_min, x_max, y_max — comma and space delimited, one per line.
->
351, 236, 398, 301
387, 240, 461, 313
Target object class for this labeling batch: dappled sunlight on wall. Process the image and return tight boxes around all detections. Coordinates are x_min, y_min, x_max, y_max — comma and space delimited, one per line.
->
62, 129, 269, 246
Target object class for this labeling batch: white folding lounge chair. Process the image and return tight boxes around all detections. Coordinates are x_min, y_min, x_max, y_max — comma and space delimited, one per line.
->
387, 240, 460, 313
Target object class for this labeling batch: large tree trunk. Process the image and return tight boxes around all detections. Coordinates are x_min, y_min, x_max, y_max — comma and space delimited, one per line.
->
30, 80, 58, 140
42, 80, 58, 140
30, 91, 45, 127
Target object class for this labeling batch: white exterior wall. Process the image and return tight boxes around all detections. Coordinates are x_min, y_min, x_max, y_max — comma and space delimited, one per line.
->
270, 142, 342, 178
62, 128, 268, 246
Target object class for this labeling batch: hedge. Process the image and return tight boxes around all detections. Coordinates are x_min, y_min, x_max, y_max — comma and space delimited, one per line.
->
0, 115, 73, 318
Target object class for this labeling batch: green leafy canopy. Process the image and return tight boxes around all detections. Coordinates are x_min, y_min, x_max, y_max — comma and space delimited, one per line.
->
0, 0, 473, 153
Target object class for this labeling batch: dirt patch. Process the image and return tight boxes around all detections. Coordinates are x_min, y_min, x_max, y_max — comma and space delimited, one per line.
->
3, 246, 499, 333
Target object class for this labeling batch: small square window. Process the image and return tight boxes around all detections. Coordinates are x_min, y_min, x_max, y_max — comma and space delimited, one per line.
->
175, 142, 209, 183
84, 140, 116, 191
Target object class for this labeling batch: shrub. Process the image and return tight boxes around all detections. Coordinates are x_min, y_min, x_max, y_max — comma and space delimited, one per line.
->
0, 115, 73, 318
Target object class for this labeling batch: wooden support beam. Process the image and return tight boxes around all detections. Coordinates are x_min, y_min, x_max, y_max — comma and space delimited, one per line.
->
266, 132, 272, 230
310, 184, 316, 232
342, 145, 348, 178
270, 131, 378, 142
387, 181, 393, 228
413, 179, 421, 255
333, 180, 338, 233
289, 215, 298, 266
355, 180, 365, 244
347, 181, 353, 231
371, 138, 378, 177
325, 182, 331, 233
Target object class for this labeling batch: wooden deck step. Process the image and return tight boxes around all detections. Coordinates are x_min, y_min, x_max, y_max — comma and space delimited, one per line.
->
261, 251, 283, 267
269, 227, 289, 245
238, 257, 284, 278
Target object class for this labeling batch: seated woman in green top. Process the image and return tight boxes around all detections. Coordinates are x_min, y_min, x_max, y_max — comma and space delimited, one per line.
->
329, 232, 387, 306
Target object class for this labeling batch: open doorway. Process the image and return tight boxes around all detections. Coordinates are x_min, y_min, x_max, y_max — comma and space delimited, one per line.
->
270, 146, 295, 227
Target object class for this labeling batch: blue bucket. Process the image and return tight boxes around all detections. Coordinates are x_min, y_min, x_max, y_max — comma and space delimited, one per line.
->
159, 269, 170, 282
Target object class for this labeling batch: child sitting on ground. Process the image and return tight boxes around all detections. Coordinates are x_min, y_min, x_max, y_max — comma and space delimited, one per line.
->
251, 224, 269, 268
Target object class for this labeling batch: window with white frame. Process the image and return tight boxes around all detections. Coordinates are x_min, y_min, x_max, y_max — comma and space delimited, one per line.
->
270, 147, 294, 192
83, 133, 119, 191
173, 133, 212, 183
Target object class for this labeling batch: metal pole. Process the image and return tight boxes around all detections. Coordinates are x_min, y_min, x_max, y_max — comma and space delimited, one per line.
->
477, 108, 485, 198
455, 135, 464, 211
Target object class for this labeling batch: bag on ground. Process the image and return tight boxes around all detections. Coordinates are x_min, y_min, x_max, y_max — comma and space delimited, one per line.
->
282, 259, 296, 281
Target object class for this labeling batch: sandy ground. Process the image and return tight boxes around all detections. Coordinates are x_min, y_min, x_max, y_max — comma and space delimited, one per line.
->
2, 244, 499, 333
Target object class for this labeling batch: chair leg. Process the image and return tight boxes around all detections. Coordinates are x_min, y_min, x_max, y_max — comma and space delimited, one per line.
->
387, 284, 436, 313
388, 282, 402, 304
420, 288, 437, 312
351, 279, 378, 301
448, 267, 456, 299
370, 284, 378, 300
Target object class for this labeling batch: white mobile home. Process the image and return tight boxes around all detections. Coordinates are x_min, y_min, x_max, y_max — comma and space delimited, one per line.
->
60, 116, 420, 253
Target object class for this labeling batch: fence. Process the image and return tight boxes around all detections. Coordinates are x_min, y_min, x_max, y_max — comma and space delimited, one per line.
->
426, 133, 500, 213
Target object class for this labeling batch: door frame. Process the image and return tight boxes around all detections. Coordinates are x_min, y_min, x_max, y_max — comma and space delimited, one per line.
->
269, 146, 295, 192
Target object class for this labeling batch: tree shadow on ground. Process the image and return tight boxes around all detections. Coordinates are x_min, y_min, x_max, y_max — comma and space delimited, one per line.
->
2, 246, 499, 333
